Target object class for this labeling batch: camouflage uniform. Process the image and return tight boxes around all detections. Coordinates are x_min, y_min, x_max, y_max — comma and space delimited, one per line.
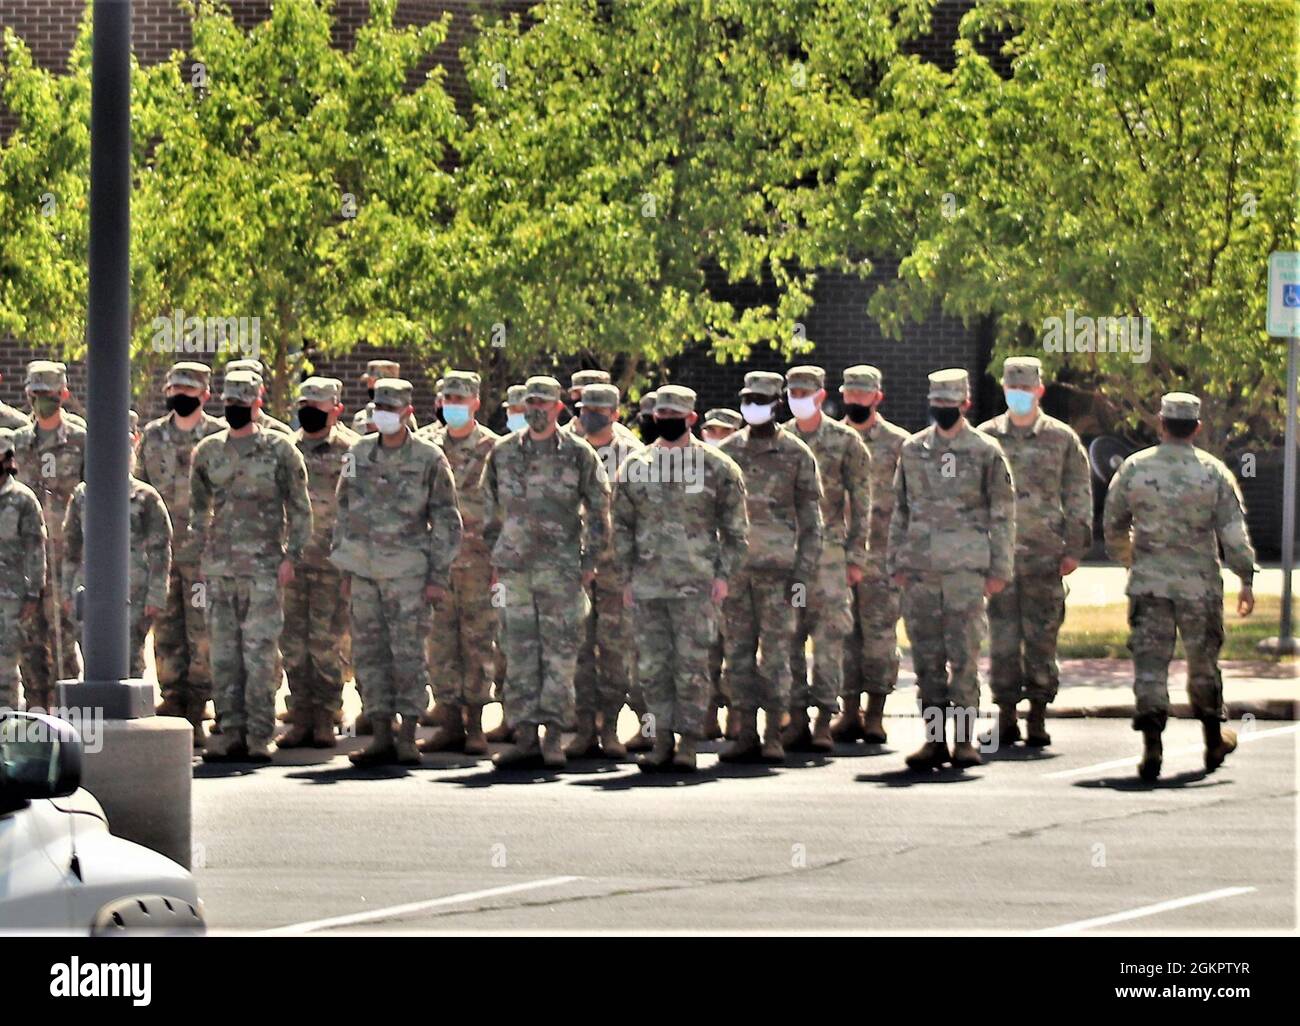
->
0, 429, 46, 710
717, 372, 823, 723
0, 401, 28, 430
13, 362, 85, 699
63, 475, 172, 680
136, 362, 225, 712
700, 408, 743, 704
331, 380, 462, 722
614, 387, 749, 742
281, 378, 356, 721
417, 372, 500, 713
190, 372, 313, 747
570, 383, 643, 727
977, 357, 1093, 707
1103, 393, 1257, 729
224, 359, 295, 436
840, 367, 909, 700
481, 377, 610, 733
888, 370, 1016, 713
783, 366, 872, 714
351, 359, 418, 435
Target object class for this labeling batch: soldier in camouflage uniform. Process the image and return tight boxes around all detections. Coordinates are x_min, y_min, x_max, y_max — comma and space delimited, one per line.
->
63, 420, 172, 680
977, 357, 1093, 748
0, 428, 46, 711
889, 369, 1016, 771
501, 384, 528, 436
481, 375, 610, 770
415, 371, 499, 756
136, 361, 225, 738
191, 371, 313, 763
717, 371, 823, 765
836, 365, 910, 744
224, 360, 295, 436
332, 378, 462, 767
566, 370, 642, 449
566, 382, 642, 760
1103, 392, 1257, 781
636, 391, 659, 444
614, 386, 749, 771
12, 361, 85, 708
274, 377, 357, 750
782, 366, 872, 753
700, 407, 743, 736
352, 360, 418, 435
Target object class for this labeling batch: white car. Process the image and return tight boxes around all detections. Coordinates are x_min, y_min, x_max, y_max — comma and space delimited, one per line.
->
0, 711, 204, 934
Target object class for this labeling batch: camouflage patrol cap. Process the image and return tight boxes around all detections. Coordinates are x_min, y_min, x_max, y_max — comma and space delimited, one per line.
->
226, 358, 265, 378
1002, 356, 1043, 387
741, 371, 785, 398
503, 384, 527, 407
373, 378, 413, 410
25, 360, 67, 394
167, 360, 212, 390
298, 376, 342, 405
578, 383, 620, 409
571, 369, 611, 390
927, 368, 970, 402
702, 408, 743, 430
1160, 391, 1201, 420
654, 385, 697, 415
524, 375, 563, 402
222, 369, 261, 404
0, 428, 14, 455
841, 365, 882, 393
443, 371, 480, 399
361, 359, 400, 382
639, 392, 658, 414
785, 365, 826, 391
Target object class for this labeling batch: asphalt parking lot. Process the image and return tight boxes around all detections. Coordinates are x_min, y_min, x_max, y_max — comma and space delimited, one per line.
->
191, 714, 1296, 934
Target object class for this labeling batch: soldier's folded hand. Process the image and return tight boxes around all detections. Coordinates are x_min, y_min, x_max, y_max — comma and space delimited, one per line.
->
277, 559, 295, 587
1238, 586, 1255, 617
1059, 557, 1080, 576
144, 605, 161, 619
711, 578, 728, 604
424, 582, 447, 603
984, 576, 1008, 596
846, 564, 864, 587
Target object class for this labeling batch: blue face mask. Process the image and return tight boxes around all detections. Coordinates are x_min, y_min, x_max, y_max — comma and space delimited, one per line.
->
442, 403, 471, 429
506, 412, 527, 433
1004, 388, 1036, 416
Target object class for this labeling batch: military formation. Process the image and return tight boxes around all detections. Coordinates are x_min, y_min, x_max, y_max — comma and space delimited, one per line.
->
0, 352, 1257, 779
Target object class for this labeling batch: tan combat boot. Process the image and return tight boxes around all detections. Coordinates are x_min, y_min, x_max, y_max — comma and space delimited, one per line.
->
463, 706, 489, 756
311, 708, 337, 749
493, 724, 543, 770
598, 713, 627, 760
395, 716, 422, 766
540, 723, 568, 769
1203, 719, 1237, 773
418, 702, 466, 753
202, 730, 248, 763
245, 737, 275, 764
995, 703, 1021, 745
905, 710, 950, 771
780, 706, 812, 751
155, 692, 188, 718
760, 711, 786, 765
636, 731, 675, 773
719, 708, 761, 763
349, 713, 397, 768
418, 702, 442, 728
275, 705, 313, 749
1025, 701, 1051, 747
186, 696, 208, 750
624, 710, 654, 752
672, 735, 698, 772
862, 693, 888, 743
352, 711, 373, 736
704, 702, 724, 740
810, 708, 834, 752
1138, 722, 1163, 781
724, 705, 744, 741
564, 711, 601, 759
830, 694, 866, 742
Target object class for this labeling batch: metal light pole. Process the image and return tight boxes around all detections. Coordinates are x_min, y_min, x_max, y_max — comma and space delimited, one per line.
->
1278, 337, 1298, 650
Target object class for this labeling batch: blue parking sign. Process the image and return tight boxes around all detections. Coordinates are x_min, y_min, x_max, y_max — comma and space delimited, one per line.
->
1269, 253, 1300, 335
1286, 284, 1300, 308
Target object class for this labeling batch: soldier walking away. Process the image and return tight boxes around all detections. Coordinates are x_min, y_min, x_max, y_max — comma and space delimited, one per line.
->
331, 379, 462, 768
0, 429, 46, 711
191, 371, 313, 763
613, 386, 749, 772
977, 357, 1093, 748
1103, 392, 1257, 781
481, 375, 610, 771
137, 361, 225, 742
717, 371, 823, 765
889, 369, 1016, 771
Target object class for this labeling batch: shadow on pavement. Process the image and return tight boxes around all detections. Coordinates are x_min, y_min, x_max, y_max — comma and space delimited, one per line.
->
1073, 770, 1229, 792
828, 743, 895, 759
192, 762, 264, 780
981, 745, 1061, 764
283, 764, 415, 784
855, 767, 983, 787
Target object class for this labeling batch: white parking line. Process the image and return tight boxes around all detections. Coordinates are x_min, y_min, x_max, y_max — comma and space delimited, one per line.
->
1039, 886, 1256, 933
258, 876, 583, 935
1042, 723, 1298, 779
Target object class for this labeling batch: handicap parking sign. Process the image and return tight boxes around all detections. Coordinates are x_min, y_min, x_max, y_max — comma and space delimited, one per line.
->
1285, 284, 1300, 308
1269, 253, 1300, 335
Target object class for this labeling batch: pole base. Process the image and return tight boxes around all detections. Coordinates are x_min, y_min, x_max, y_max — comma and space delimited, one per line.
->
1257, 636, 1298, 656
56, 677, 154, 720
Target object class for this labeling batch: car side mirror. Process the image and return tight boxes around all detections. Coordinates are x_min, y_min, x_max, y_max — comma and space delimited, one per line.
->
0, 712, 82, 801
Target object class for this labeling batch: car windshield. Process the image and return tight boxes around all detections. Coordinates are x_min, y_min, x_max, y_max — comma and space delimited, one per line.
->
0, 717, 60, 794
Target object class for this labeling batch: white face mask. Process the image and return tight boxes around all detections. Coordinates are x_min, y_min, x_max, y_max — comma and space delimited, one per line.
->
740, 401, 774, 426
373, 410, 403, 435
702, 434, 721, 447
787, 395, 819, 420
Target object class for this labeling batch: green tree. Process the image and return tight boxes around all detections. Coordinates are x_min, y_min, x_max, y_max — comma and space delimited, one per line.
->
837, 0, 1300, 454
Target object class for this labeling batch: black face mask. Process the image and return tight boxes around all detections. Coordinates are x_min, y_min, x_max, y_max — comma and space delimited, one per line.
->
929, 405, 961, 430
166, 393, 202, 417
638, 415, 659, 443
297, 406, 329, 433
225, 404, 253, 429
655, 416, 688, 442
367, 387, 376, 401
845, 402, 874, 425
580, 410, 611, 435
